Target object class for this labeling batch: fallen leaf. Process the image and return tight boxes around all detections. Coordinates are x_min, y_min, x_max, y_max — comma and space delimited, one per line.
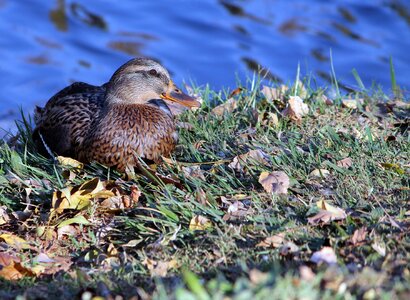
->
372, 241, 386, 257
249, 269, 269, 285
228, 87, 244, 98
308, 200, 347, 224
229, 149, 270, 172
261, 85, 288, 103
52, 178, 107, 214
57, 156, 84, 169
189, 215, 212, 231
0, 206, 10, 225
351, 227, 367, 245
182, 166, 206, 181
337, 157, 353, 169
279, 241, 299, 256
0, 253, 35, 280
311, 246, 337, 265
256, 233, 286, 248
309, 169, 330, 179
342, 99, 358, 109
212, 98, 237, 116
222, 200, 252, 221
282, 96, 309, 121
143, 258, 178, 277
0, 233, 31, 250
299, 265, 315, 282
259, 171, 290, 195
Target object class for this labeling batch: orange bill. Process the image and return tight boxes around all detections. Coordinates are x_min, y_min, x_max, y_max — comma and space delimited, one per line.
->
160, 81, 201, 108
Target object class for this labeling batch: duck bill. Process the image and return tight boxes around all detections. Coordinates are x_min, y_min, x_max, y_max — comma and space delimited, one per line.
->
160, 81, 200, 108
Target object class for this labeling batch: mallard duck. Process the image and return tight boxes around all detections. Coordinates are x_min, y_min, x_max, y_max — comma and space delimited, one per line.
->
33, 58, 200, 171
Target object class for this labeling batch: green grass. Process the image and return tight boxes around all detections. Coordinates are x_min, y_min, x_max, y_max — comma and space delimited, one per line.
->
0, 76, 409, 300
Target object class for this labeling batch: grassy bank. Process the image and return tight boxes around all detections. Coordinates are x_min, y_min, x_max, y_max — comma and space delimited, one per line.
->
0, 78, 409, 299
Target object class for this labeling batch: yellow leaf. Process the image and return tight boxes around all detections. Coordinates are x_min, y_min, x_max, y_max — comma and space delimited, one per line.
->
189, 215, 212, 231
52, 178, 106, 214
0, 233, 30, 250
308, 200, 347, 224
57, 156, 84, 169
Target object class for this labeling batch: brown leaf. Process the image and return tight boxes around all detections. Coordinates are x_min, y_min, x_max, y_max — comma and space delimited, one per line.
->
0, 253, 35, 280
182, 166, 206, 181
143, 258, 177, 277
337, 157, 353, 169
282, 96, 309, 121
299, 266, 315, 282
256, 233, 286, 248
311, 247, 337, 265
258, 171, 290, 195
57, 156, 84, 169
229, 149, 270, 172
261, 85, 288, 103
307, 200, 347, 225
351, 227, 367, 245
212, 98, 237, 116
228, 87, 244, 98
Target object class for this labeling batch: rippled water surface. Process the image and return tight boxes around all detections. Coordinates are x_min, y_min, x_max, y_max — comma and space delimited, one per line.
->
0, 0, 409, 132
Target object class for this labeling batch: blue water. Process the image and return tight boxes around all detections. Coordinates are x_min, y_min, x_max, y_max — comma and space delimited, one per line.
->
0, 0, 409, 132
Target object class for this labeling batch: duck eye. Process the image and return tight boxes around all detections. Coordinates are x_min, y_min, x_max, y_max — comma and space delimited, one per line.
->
149, 69, 158, 76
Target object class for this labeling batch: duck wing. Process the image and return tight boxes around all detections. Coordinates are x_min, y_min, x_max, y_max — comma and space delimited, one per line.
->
33, 82, 106, 158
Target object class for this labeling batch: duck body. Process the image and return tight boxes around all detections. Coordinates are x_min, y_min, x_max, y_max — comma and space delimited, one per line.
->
33, 58, 199, 171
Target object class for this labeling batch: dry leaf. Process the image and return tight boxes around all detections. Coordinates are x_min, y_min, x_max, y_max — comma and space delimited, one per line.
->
182, 166, 206, 181
337, 157, 353, 169
0, 233, 31, 250
256, 233, 286, 248
57, 156, 84, 169
143, 258, 178, 277
282, 96, 309, 121
189, 215, 212, 231
222, 200, 251, 221
342, 99, 358, 109
311, 246, 337, 264
229, 87, 244, 98
351, 227, 367, 245
372, 241, 386, 256
0, 206, 10, 225
259, 171, 290, 195
212, 98, 237, 116
307, 199, 347, 225
0, 253, 35, 280
261, 85, 288, 103
309, 169, 330, 178
249, 269, 269, 285
279, 241, 299, 256
52, 178, 108, 214
229, 149, 270, 172
299, 266, 315, 282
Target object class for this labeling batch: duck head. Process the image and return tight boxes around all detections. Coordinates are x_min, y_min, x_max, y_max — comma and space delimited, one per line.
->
105, 58, 200, 109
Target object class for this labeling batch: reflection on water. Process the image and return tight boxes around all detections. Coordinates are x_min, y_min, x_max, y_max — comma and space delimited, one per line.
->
0, 0, 409, 133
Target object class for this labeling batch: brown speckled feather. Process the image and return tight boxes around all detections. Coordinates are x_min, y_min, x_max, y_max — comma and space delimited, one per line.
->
79, 104, 177, 171
33, 82, 105, 157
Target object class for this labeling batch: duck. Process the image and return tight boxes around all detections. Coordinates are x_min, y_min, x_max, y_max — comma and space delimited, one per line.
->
33, 58, 200, 172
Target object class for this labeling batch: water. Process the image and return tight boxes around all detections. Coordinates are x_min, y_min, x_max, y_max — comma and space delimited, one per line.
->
0, 0, 409, 133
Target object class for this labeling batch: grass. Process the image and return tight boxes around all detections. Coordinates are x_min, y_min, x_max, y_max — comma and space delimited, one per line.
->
0, 75, 409, 300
